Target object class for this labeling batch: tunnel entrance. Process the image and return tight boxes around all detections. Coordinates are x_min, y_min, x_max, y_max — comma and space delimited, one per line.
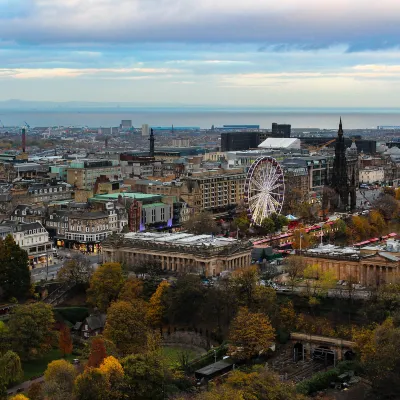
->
293, 342, 305, 362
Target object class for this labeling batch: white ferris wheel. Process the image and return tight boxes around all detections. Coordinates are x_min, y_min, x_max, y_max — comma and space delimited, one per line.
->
244, 156, 285, 226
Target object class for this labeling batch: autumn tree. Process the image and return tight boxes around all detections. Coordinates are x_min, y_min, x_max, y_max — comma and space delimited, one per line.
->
99, 356, 124, 383
292, 228, 314, 250
99, 356, 124, 398
43, 359, 77, 400
27, 382, 44, 400
353, 318, 400, 398
87, 262, 125, 311
118, 277, 144, 303
57, 253, 93, 285
8, 303, 56, 359
228, 307, 275, 360
369, 210, 387, 236
59, 324, 73, 357
74, 368, 110, 400
87, 337, 107, 368
279, 301, 297, 332
82, 335, 118, 360
9, 395, 29, 400
0, 234, 31, 300
182, 211, 219, 235
147, 280, 169, 328
104, 300, 150, 355
224, 367, 307, 400
303, 265, 336, 299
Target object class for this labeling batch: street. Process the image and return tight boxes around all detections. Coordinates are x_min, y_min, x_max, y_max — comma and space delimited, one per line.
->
30, 249, 102, 282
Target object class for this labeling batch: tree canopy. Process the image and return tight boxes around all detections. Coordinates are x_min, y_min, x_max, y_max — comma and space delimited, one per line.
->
0, 234, 31, 300
87, 262, 125, 311
104, 300, 150, 355
182, 211, 219, 235
57, 254, 93, 285
228, 307, 275, 360
8, 303, 56, 359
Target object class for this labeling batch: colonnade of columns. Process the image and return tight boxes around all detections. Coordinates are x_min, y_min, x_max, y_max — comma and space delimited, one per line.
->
303, 256, 400, 287
103, 248, 252, 276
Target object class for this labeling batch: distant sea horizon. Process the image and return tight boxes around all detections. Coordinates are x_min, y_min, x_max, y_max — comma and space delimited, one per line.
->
0, 107, 400, 129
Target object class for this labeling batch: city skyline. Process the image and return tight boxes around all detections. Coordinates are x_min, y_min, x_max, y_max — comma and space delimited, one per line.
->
1, 0, 400, 106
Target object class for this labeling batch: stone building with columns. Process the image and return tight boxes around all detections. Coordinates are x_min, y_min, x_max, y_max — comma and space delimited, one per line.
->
299, 244, 400, 286
101, 232, 253, 276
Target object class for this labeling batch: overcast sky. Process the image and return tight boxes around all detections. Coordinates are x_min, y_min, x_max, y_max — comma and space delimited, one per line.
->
1, 0, 400, 107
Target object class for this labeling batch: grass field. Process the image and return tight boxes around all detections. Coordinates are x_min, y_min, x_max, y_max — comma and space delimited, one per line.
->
162, 346, 205, 366
22, 349, 75, 381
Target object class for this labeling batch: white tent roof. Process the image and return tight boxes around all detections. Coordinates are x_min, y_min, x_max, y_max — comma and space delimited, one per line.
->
258, 137, 300, 149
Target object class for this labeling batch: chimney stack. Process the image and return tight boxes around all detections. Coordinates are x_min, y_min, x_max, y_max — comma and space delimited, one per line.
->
22, 128, 26, 153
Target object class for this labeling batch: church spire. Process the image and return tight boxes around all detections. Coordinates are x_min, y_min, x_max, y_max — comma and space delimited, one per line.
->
338, 117, 343, 136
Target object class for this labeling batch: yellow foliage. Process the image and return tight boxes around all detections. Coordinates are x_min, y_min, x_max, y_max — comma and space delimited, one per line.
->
118, 278, 143, 303
147, 280, 169, 328
279, 301, 297, 332
44, 359, 76, 382
99, 356, 124, 383
228, 307, 275, 360
9, 395, 29, 400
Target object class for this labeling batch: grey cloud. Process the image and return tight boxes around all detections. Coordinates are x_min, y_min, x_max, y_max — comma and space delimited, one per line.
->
0, 2, 400, 52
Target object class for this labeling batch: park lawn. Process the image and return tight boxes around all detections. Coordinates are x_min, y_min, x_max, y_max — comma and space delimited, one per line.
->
162, 346, 204, 366
22, 349, 75, 381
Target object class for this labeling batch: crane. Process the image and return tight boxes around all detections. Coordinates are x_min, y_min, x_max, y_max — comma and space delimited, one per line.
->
24, 121, 30, 129
309, 138, 336, 153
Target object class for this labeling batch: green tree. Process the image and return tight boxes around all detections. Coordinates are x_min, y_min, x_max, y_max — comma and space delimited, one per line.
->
0, 321, 11, 354
0, 234, 31, 300
270, 213, 288, 231
75, 368, 110, 400
167, 274, 206, 325
232, 212, 251, 236
260, 217, 275, 234
43, 359, 77, 400
8, 303, 56, 359
87, 262, 125, 311
0, 351, 23, 389
121, 351, 167, 400
104, 300, 150, 356
228, 307, 275, 360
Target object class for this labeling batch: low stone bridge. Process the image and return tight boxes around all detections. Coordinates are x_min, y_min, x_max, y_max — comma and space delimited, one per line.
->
290, 333, 356, 366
